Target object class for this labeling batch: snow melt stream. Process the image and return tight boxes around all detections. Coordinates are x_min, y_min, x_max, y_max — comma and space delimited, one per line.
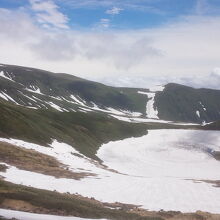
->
138, 85, 164, 119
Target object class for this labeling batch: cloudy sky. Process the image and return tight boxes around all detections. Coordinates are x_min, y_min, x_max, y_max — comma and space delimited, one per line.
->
0, 0, 220, 89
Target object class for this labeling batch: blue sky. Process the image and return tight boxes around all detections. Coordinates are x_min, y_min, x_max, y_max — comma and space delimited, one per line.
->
0, 0, 220, 89
1, 0, 220, 30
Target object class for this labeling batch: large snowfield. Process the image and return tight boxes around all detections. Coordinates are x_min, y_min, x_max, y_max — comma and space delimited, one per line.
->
1, 129, 220, 213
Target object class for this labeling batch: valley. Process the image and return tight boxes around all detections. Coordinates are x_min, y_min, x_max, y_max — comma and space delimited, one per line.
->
0, 64, 220, 220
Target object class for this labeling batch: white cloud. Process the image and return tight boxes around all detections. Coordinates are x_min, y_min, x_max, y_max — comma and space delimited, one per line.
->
0, 7, 220, 89
57, 0, 162, 14
29, 0, 69, 29
99, 18, 110, 28
195, 0, 209, 15
106, 7, 123, 15
195, 0, 220, 15
94, 70, 220, 90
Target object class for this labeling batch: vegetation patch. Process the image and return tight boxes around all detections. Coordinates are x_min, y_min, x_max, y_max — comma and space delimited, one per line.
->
186, 179, 220, 188
0, 142, 94, 180
0, 164, 8, 173
199, 180, 220, 188
0, 217, 18, 220
0, 179, 164, 220
211, 151, 220, 161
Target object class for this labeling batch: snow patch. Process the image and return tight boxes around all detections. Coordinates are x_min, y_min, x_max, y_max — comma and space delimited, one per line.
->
20, 92, 38, 103
199, 101, 207, 111
50, 96, 63, 101
90, 102, 142, 117
79, 107, 93, 112
137, 85, 164, 119
0, 71, 15, 82
0, 92, 8, 101
110, 115, 170, 123
2, 92, 16, 103
0, 91, 19, 105
26, 85, 44, 95
70, 95, 86, 106
110, 114, 199, 125
26, 106, 38, 109
0, 209, 105, 220
138, 91, 159, 119
137, 91, 149, 95
32, 95, 43, 102
106, 107, 125, 116
89, 102, 112, 114
47, 102, 64, 112
196, 110, 200, 118
110, 115, 132, 122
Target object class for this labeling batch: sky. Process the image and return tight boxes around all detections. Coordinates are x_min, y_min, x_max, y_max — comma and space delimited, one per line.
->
0, 0, 220, 89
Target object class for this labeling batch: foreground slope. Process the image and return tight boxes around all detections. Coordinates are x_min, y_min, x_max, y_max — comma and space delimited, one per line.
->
1, 130, 220, 214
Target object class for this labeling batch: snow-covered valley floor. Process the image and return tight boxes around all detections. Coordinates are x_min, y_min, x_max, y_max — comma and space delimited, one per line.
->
1, 129, 220, 213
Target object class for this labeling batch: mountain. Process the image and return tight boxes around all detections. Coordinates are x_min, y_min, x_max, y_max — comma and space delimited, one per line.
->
0, 63, 207, 159
155, 83, 220, 123
1, 64, 220, 124
0, 64, 148, 114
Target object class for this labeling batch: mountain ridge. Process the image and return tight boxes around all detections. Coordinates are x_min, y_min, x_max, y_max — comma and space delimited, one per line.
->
1, 63, 220, 123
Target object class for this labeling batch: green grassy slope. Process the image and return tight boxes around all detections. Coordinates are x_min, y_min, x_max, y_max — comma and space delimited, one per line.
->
0, 100, 149, 159
0, 64, 147, 113
0, 180, 164, 220
155, 83, 220, 123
